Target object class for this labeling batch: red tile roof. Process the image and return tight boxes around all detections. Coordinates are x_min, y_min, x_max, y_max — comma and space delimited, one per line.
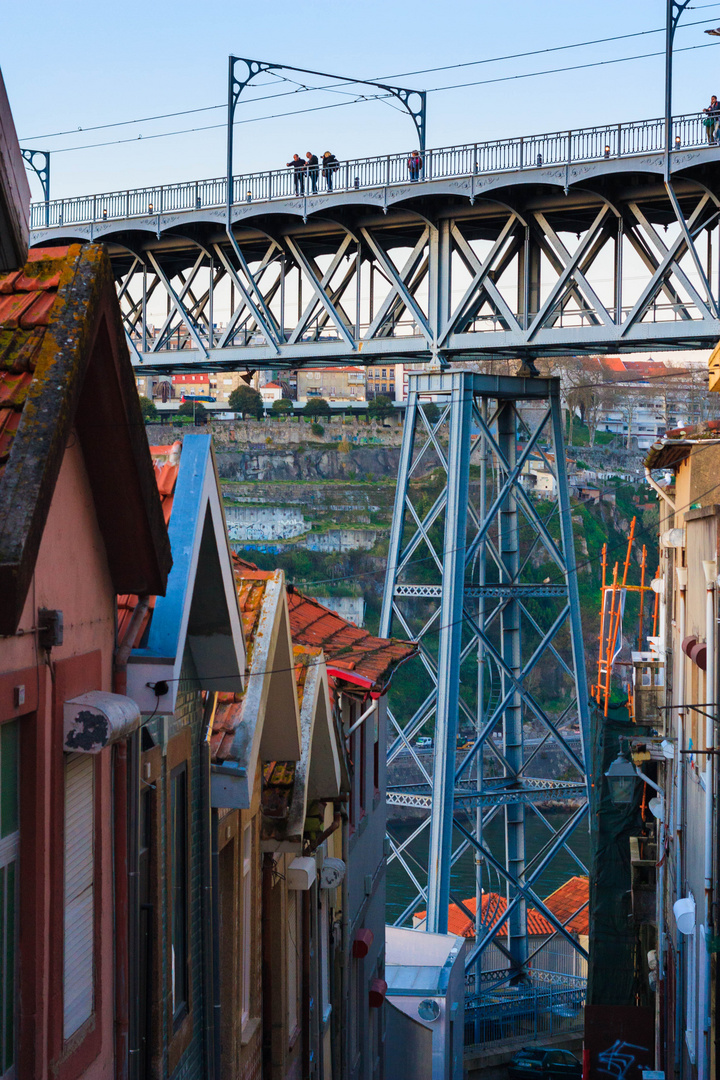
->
286, 588, 416, 695
542, 875, 589, 935
0, 246, 70, 479
417, 877, 589, 938
416, 893, 554, 938
230, 555, 417, 695
117, 442, 181, 647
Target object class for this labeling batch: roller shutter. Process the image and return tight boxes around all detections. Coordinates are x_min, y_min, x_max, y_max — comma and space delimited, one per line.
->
63, 754, 94, 1040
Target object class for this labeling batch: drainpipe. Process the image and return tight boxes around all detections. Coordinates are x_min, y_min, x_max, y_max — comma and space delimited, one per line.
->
675, 566, 687, 1079
701, 561, 716, 1080
200, 700, 218, 1080
340, 808, 350, 1080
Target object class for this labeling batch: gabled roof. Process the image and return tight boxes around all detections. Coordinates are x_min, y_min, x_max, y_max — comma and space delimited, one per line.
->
231, 555, 417, 695
415, 893, 555, 938
261, 644, 344, 852
126, 434, 245, 714
209, 564, 302, 809
0, 243, 172, 634
415, 880, 589, 939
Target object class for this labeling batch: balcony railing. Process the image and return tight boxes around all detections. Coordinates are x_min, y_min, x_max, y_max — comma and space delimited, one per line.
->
30, 112, 713, 231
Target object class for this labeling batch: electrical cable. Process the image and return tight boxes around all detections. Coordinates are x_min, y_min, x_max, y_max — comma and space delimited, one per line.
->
31, 34, 720, 156
155, 441, 720, 687
20, 11, 720, 143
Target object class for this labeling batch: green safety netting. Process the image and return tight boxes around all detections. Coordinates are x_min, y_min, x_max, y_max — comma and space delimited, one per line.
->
587, 701, 643, 1006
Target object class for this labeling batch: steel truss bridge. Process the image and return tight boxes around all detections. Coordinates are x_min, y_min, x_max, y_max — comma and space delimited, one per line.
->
380, 371, 590, 989
28, 112, 720, 372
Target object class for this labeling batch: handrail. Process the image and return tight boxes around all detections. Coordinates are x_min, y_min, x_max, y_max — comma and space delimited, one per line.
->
30, 111, 716, 231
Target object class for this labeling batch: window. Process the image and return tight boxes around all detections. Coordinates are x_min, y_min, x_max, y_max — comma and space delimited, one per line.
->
287, 891, 301, 1041
0, 721, 19, 1075
63, 754, 94, 1040
241, 824, 252, 1027
170, 764, 189, 1027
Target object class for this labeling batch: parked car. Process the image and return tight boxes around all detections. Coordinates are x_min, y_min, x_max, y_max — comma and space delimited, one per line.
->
416, 736, 433, 750
508, 1048, 581, 1080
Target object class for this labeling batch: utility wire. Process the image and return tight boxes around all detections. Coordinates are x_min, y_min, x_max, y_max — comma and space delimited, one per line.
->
19, 14, 720, 144
34, 32, 720, 157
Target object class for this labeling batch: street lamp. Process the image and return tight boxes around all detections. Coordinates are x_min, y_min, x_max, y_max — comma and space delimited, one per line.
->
604, 753, 638, 805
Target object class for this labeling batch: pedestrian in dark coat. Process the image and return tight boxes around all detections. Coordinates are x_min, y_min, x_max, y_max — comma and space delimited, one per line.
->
287, 153, 305, 195
322, 151, 340, 190
306, 151, 320, 193
407, 151, 423, 182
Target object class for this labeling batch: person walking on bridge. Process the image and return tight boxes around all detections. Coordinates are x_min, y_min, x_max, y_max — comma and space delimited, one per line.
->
287, 153, 305, 195
306, 151, 320, 193
703, 95, 720, 144
322, 151, 339, 190
407, 150, 423, 182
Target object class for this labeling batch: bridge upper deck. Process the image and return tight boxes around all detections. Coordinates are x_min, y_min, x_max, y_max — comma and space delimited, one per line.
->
27, 112, 720, 371
28, 111, 720, 236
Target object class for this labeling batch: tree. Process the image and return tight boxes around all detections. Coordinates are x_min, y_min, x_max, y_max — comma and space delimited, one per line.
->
368, 394, 394, 420
228, 384, 263, 418
178, 400, 208, 422
139, 395, 159, 422
421, 402, 440, 424
304, 397, 331, 418
271, 397, 293, 415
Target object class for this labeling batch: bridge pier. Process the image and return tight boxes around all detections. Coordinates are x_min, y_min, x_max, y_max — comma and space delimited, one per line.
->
382, 370, 591, 992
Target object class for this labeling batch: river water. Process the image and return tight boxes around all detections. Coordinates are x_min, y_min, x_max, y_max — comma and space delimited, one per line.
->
386, 808, 590, 924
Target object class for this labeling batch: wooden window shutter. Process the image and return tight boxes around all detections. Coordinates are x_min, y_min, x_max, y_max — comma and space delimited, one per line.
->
63, 754, 95, 1040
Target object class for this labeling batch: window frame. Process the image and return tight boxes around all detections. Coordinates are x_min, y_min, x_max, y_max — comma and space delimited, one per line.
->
169, 761, 190, 1030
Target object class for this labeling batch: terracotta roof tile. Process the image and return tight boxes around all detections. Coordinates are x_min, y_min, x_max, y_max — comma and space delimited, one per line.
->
0, 248, 73, 482
116, 443, 181, 646
417, 878, 589, 938
416, 893, 555, 939
286, 588, 416, 695
542, 875, 589, 935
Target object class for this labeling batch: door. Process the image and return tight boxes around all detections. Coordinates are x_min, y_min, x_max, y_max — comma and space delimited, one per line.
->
0, 721, 19, 1079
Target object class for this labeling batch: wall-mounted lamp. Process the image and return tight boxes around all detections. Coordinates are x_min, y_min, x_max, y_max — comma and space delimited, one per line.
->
675, 134, 682, 147
605, 753, 638, 805
604, 145, 610, 158
148, 202, 153, 214
246, 190, 252, 203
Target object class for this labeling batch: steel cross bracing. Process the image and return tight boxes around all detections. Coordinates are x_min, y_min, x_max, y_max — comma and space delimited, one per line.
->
380, 371, 590, 988
30, 148, 720, 371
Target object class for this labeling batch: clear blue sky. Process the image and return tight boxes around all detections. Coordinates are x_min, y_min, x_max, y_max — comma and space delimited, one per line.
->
5, 0, 720, 200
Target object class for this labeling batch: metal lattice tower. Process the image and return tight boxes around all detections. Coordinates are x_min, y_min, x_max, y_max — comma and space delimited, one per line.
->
381, 370, 590, 988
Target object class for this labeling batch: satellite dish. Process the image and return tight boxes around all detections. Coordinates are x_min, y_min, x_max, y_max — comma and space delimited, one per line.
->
320, 857, 346, 889
418, 999, 441, 1022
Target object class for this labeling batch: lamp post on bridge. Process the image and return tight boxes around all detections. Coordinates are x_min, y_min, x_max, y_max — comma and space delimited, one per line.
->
225, 56, 426, 223
664, 0, 693, 180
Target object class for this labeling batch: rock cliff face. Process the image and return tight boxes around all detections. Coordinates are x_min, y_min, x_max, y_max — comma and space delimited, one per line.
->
215, 445, 402, 483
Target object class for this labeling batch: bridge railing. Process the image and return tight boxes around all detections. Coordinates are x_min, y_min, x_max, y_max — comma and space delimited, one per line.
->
30, 112, 709, 231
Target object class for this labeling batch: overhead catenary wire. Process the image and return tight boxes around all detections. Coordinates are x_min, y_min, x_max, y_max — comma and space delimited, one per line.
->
20, 10, 720, 143
165, 421, 720, 687
20, 36, 720, 156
